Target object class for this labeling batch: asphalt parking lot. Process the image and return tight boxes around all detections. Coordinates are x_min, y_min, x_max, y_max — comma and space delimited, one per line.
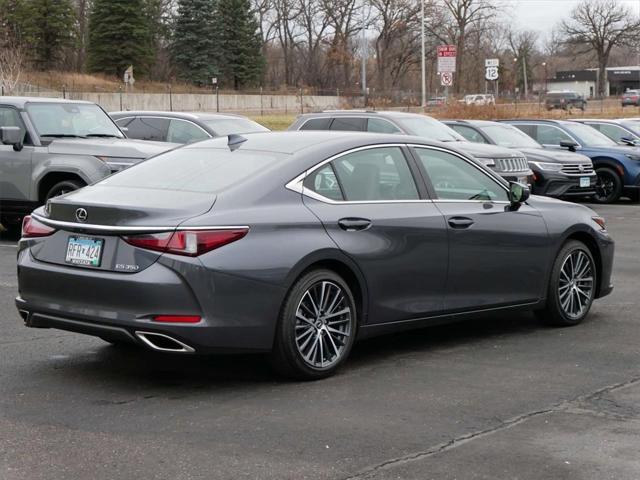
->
1, 202, 639, 480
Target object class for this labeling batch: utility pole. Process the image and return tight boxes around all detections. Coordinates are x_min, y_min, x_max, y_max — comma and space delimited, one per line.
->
523, 56, 528, 99
361, 4, 367, 106
421, 0, 426, 108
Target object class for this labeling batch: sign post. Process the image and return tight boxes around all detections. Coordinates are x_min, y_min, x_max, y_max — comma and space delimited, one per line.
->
437, 45, 457, 101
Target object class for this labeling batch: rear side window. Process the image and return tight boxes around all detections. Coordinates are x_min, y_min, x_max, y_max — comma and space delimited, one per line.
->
299, 118, 331, 130
99, 148, 285, 193
331, 147, 419, 201
330, 117, 366, 132
122, 117, 169, 141
303, 164, 344, 201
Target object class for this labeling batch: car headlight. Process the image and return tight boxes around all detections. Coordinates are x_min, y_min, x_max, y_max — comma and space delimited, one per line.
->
95, 156, 139, 171
530, 161, 563, 171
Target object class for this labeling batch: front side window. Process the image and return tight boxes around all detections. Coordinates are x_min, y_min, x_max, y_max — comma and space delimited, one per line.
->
563, 122, 616, 147
481, 124, 541, 148
450, 125, 488, 144
415, 148, 508, 202
535, 125, 574, 146
26, 102, 123, 139
330, 117, 366, 132
166, 119, 210, 144
367, 118, 402, 134
299, 118, 332, 130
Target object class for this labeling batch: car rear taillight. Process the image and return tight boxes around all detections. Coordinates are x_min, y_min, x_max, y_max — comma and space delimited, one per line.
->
152, 315, 201, 323
122, 228, 248, 256
21, 216, 56, 238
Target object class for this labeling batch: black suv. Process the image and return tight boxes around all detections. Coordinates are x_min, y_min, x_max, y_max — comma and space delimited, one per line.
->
545, 91, 587, 111
445, 120, 596, 198
288, 111, 532, 183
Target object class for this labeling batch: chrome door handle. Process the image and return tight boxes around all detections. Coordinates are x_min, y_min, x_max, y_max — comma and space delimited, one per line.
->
448, 217, 474, 229
338, 218, 372, 231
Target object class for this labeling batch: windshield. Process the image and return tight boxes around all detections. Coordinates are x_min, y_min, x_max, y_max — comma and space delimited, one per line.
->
26, 102, 124, 139
564, 122, 617, 147
203, 118, 269, 136
99, 147, 286, 193
395, 116, 465, 142
481, 124, 541, 148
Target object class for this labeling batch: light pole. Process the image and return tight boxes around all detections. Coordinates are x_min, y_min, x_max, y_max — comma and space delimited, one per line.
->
542, 61, 548, 94
361, 3, 367, 104
421, 0, 426, 108
513, 56, 528, 99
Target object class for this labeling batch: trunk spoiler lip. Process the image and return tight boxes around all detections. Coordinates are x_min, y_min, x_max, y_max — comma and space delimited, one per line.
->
30, 213, 249, 234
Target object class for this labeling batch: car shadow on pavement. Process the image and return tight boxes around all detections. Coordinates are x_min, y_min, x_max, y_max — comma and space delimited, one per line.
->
40, 310, 547, 391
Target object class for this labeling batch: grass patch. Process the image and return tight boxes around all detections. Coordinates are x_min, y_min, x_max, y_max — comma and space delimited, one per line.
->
250, 114, 297, 131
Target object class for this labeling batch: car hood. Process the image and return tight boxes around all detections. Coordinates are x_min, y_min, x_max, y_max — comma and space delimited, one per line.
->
451, 141, 524, 159
517, 147, 592, 164
47, 138, 177, 162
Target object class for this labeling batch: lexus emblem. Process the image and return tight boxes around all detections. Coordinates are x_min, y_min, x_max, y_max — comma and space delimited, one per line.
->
75, 208, 88, 223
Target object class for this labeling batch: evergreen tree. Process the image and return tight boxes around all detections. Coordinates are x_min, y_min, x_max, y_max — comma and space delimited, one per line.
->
171, 0, 220, 85
87, 0, 154, 77
216, 0, 264, 89
23, 0, 75, 70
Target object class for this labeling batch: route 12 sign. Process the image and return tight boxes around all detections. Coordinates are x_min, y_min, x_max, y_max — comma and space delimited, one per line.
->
485, 58, 499, 81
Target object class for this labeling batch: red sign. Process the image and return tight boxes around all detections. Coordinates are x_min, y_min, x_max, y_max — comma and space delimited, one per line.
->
437, 45, 457, 57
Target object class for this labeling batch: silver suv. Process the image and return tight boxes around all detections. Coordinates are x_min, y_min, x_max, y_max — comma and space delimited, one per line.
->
0, 97, 174, 227
288, 111, 532, 183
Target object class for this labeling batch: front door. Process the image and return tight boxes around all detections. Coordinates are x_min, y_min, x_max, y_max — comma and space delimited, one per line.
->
412, 146, 552, 312
0, 106, 33, 203
301, 145, 449, 325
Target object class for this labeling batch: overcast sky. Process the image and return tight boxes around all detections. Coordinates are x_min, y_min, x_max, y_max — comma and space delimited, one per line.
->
506, 0, 640, 41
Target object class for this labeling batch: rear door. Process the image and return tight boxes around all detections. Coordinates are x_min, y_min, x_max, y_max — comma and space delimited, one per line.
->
301, 145, 448, 324
412, 146, 551, 311
0, 105, 34, 202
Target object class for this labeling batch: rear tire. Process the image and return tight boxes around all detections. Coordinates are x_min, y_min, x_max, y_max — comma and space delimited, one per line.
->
270, 269, 357, 380
535, 240, 596, 327
45, 179, 84, 201
593, 167, 622, 203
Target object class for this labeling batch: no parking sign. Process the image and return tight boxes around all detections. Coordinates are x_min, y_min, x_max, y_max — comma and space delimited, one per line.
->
440, 72, 453, 87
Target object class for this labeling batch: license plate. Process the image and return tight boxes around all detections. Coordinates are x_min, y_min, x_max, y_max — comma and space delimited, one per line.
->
65, 236, 104, 267
580, 177, 590, 188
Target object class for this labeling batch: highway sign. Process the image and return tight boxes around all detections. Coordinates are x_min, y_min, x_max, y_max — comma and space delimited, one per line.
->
485, 58, 499, 68
485, 66, 499, 81
437, 45, 457, 73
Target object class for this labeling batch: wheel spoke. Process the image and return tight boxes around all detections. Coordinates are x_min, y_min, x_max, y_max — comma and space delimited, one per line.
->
324, 308, 350, 320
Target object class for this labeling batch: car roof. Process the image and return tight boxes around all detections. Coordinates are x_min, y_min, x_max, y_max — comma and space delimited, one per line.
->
502, 119, 573, 126
297, 110, 430, 120
109, 111, 249, 121
182, 130, 453, 155
0, 96, 95, 108
572, 119, 623, 124
445, 119, 500, 127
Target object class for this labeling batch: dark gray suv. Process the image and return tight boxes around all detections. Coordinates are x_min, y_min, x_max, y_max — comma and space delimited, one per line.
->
288, 111, 532, 183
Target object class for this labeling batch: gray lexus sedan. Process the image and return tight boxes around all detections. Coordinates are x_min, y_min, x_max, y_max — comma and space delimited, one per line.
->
15, 132, 614, 379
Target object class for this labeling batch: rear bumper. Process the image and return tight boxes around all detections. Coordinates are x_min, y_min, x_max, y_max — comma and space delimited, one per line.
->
16, 248, 283, 353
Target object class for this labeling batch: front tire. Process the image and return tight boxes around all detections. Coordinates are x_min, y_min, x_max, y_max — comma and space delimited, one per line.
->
45, 179, 84, 201
270, 269, 357, 380
535, 240, 596, 327
593, 167, 622, 203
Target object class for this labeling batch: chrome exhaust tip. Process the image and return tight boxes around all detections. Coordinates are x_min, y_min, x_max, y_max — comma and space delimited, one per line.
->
134, 331, 195, 353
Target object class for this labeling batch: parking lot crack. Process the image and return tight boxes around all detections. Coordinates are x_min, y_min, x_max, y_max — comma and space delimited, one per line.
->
342, 375, 640, 480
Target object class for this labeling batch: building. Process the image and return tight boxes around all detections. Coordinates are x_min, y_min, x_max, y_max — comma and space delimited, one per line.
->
545, 66, 640, 98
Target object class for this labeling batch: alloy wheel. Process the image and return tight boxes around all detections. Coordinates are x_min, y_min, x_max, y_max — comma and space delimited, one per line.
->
594, 171, 616, 202
294, 280, 352, 369
558, 250, 594, 320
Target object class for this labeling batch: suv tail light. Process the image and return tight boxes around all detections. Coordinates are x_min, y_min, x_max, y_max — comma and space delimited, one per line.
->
22, 216, 56, 238
122, 228, 248, 257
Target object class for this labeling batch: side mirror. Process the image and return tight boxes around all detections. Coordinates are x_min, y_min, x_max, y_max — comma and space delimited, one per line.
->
620, 136, 637, 146
0, 126, 24, 152
559, 139, 578, 151
508, 181, 530, 209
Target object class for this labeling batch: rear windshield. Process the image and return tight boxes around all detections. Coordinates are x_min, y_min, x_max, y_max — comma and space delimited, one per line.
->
99, 147, 286, 193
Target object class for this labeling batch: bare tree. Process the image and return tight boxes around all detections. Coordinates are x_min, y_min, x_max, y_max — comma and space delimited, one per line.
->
507, 29, 539, 97
0, 41, 25, 93
295, 0, 331, 87
561, 0, 640, 97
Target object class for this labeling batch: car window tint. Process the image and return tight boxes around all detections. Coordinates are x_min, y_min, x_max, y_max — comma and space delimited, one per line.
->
0, 106, 29, 145
166, 119, 210, 144
124, 117, 169, 141
299, 118, 331, 130
450, 125, 488, 143
330, 117, 366, 132
596, 123, 637, 142
331, 147, 419, 201
415, 148, 508, 202
303, 164, 344, 201
536, 125, 573, 145
367, 118, 401, 133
